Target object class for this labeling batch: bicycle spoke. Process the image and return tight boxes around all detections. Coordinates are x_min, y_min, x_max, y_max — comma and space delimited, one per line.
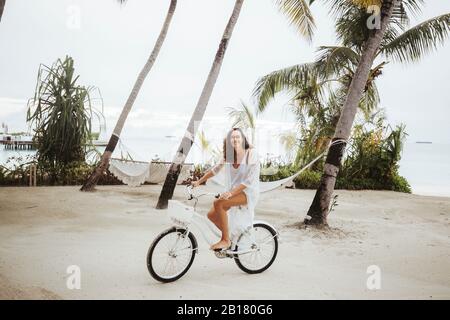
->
162, 255, 172, 275
173, 246, 193, 254
150, 230, 195, 280
236, 225, 277, 272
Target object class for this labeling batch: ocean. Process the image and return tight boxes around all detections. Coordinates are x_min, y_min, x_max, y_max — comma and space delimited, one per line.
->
398, 142, 450, 197
1, 139, 449, 198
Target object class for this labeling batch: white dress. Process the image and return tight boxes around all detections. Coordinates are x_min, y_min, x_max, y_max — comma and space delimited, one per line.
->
210, 148, 260, 240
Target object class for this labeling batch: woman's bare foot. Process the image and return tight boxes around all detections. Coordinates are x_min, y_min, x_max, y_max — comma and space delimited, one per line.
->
210, 239, 231, 251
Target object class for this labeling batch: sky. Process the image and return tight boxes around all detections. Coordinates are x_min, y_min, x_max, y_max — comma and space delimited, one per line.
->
1, 0, 449, 160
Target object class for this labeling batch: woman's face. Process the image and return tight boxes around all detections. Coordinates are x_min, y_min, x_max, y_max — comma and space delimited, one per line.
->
230, 130, 243, 150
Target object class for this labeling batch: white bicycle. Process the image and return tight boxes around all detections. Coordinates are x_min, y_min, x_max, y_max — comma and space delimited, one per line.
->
147, 185, 279, 283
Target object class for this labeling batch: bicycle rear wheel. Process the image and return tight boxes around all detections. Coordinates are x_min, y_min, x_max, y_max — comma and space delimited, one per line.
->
234, 223, 278, 274
147, 227, 197, 283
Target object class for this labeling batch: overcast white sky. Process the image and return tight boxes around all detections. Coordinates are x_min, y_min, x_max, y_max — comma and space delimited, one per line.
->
1, 0, 449, 149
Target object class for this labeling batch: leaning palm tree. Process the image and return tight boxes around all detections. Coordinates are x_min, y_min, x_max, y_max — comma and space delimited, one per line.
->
256, 0, 450, 225
0, 0, 6, 23
156, 0, 315, 208
156, 0, 245, 209
309, 0, 450, 226
81, 0, 178, 191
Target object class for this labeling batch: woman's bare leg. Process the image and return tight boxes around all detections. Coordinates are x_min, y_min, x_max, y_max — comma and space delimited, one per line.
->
207, 207, 221, 230
211, 192, 247, 250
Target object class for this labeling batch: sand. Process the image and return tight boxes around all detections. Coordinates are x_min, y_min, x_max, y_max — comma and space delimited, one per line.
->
0, 185, 449, 300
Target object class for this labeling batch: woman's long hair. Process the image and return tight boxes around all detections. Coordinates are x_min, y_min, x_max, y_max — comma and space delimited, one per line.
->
223, 128, 251, 163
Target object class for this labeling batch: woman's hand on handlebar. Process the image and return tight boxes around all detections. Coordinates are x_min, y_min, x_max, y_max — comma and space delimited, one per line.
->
219, 191, 232, 200
191, 180, 201, 188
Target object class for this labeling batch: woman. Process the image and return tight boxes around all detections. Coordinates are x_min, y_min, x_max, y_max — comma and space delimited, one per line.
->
192, 128, 260, 251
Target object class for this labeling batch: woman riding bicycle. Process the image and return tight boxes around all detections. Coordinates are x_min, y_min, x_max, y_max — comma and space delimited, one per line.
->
191, 128, 260, 251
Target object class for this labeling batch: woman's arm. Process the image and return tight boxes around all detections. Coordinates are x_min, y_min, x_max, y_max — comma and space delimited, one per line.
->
192, 170, 214, 187
192, 159, 224, 187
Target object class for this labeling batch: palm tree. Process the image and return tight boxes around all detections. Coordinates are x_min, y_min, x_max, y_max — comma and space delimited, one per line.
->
156, 0, 315, 209
255, 0, 450, 225
81, 0, 178, 191
156, 0, 245, 209
197, 130, 212, 166
0, 0, 6, 23
227, 101, 256, 143
253, 47, 380, 170
278, 130, 299, 162
307, 0, 450, 226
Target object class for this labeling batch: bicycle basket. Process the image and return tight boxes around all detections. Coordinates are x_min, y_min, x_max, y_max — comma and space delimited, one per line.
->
167, 200, 194, 226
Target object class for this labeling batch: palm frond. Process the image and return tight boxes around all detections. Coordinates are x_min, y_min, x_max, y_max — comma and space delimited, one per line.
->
381, 13, 450, 63
278, 130, 299, 161
326, 0, 363, 18
334, 3, 372, 50
290, 72, 328, 117
315, 45, 360, 76
402, 0, 424, 19
359, 79, 380, 118
27, 56, 101, 167
350, 0, 381, 8
390, 1, 424, 28
241, 101, 256, 130
226, 102, 256, 130
252, 62, 320, 112
197, 130, 210, 151
275, 0, 316, 41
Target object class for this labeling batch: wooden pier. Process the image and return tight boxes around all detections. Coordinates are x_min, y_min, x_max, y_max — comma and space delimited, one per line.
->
1, 139, 35, 150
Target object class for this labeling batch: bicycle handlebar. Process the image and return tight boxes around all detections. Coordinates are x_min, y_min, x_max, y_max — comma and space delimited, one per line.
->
186, 184, 220, 200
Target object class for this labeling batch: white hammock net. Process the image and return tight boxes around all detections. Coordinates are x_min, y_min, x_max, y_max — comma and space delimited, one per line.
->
108, 137, 344, 191
208, 165, 299, 193
207, 148, 331, 193
109, 159, 193, 187
107, 137, 194, 187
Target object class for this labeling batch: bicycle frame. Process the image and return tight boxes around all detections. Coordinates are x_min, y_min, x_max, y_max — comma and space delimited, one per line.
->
169, 186, 260, 255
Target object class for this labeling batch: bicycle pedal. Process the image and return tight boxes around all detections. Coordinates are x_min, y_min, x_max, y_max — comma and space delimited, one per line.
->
214, 250, 229, 259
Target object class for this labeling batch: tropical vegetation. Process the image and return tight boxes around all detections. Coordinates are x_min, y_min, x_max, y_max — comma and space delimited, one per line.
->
254, 0, 450, 225
25, 56, 102, 184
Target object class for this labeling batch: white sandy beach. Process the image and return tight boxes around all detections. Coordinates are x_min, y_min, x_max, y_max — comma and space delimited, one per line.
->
0, 185, 449, 300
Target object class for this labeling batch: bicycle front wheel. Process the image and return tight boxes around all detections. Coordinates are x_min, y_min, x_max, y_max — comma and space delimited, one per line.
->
147, 227, 197, 283
234, 223, 278, 274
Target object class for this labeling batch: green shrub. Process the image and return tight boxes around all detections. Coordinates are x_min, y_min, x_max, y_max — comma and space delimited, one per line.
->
389, 174, 411, 193
293, 170, 321, 189
0, 157, 123, 187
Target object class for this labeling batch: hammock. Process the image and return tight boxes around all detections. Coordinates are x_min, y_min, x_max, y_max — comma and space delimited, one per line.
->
208, 139, 347, 193
109, 158, 193, 187
109, 137, 346, 193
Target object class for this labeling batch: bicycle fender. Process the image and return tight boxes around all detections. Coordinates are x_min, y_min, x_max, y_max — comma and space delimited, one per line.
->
252, 220, 281, 244
172, 226, 199, 252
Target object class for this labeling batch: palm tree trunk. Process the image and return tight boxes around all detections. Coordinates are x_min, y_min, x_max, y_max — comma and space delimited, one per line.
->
81, 0, 177, 191
305, 0, 399, 226
0, 0, 6, 23
156, 0, 245, 209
